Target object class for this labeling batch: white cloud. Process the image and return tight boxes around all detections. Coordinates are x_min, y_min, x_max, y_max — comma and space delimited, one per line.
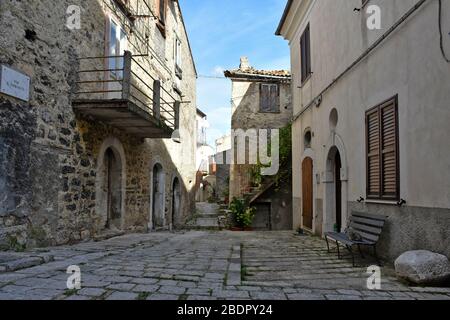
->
212, 66, 225, 76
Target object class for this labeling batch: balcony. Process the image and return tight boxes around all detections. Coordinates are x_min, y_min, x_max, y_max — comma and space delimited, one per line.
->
72, 51, 179, 139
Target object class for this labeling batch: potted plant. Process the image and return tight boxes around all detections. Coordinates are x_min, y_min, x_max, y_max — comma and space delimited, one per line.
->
229, 198, 256, 231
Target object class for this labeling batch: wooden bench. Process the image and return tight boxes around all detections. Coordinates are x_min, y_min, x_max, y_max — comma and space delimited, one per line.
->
325, 211, 388, 267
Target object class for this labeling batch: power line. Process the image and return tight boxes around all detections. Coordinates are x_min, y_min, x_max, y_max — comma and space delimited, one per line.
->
198, 75, 227, 79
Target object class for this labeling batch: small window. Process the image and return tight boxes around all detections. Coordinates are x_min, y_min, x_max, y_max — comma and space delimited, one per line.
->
300, 24, 311, 83
175, 37, 182, 79
159, 0, 166, 24
108, 18, 127, 79
304, 130, 312, 149
260, 84, 280, 113
156, 0, 167, 36
366, 96, 399, 201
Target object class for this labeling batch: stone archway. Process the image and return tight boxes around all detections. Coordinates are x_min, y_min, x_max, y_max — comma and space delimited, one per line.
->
151, 163, 165, 229
323, 133, 348, 234
171, 177, 181, 229
96, 137, 126, 231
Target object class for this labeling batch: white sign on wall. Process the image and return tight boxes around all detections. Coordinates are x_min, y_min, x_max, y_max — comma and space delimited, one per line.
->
0, 65, 31, 102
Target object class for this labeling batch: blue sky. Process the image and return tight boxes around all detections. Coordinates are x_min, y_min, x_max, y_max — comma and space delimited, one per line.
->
179, 0, 290, 147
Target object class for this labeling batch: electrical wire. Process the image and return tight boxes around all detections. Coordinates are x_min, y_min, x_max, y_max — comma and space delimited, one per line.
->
439, 0, 450, 63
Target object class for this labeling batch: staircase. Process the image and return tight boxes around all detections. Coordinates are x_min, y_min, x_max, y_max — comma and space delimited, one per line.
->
184, 202, 221, 230
241, 179, 277, 205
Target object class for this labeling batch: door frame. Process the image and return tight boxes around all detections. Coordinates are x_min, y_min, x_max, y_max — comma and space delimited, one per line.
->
301, 156, 314, 231
171, 176, 181, 228
323, 133, 348, 234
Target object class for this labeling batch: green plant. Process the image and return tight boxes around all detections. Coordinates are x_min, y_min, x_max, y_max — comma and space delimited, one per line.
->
64, 288, 78, 297
229, 198, 256, 228
249, 123, 293, 188
137, 292, 150, 300
241, 266, 248, 281
7, 235, 26, 252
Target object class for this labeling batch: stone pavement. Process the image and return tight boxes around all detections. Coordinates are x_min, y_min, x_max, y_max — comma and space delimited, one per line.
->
0, 231, 449, 300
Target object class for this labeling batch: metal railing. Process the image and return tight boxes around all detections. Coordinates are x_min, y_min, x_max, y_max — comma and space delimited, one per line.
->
74, 51, 179, 131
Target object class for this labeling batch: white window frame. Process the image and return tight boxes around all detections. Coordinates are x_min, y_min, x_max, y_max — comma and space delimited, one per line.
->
174, 36, 182, 80
106, 16, 127, 80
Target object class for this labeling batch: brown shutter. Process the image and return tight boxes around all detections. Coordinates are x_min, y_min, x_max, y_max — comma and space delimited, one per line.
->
300, 33, 306, 82
300, 24, 311, 83
269, 84, 279, 112
366, 109, 380, 198
305, 25, 311, 75
366, 96, 399, 200
381, 101, 398, 199
260, 84, 270, 112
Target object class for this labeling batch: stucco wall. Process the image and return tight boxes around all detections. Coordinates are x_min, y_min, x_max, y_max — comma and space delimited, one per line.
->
283, 0, 450, 260
0, 0, 197, 248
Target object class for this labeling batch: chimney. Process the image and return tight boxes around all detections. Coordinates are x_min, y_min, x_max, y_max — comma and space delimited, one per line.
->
239, 56, 251, 70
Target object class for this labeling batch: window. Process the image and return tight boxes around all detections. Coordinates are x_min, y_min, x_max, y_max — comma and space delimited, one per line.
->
175, 37, 182, 79
300, 24, 311, 83
260, 84, 280, 113
366, 96, 399, 201
304, 130, 312, 149
107, 18, 127, 79
156, 0, 167, 35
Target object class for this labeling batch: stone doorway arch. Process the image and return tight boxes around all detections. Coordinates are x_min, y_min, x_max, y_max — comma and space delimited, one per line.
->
96, 137, 126, 231
151, 163, 165, 229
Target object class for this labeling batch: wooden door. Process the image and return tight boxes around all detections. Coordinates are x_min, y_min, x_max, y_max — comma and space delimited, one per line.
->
302, 157, 313, 230
252, 203, 271, 231
335, 152, 342, 232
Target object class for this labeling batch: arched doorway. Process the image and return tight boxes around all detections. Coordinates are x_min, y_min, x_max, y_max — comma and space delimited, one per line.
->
302, 157, 313, 230
325, 146, 343, 233
96, 137, 126, 232
171, 177, 181, 228
152, 163, 165, 229
104, 148, 122, 230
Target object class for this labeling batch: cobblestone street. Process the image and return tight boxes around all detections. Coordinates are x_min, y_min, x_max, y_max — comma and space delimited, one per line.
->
0, 231, 449, 300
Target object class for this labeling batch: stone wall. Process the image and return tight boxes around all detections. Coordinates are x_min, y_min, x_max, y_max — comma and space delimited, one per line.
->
229, 78, 292, 200
252, 178, 293, 231
0, 0, 197, 249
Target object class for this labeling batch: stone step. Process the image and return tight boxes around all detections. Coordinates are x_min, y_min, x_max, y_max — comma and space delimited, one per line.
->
196, 202, 220, 215
195, 217, 219, 227
197, 213, 221, 218
93, 230, 125, 241
0, 252, 54, 273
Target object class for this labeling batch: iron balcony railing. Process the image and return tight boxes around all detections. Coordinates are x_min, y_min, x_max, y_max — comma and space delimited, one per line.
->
74, 51, 180, 131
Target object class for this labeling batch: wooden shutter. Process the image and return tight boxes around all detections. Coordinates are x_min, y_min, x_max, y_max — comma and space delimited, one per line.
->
300, 33, 306, 82
381, 101, 398, 198
260, 84, 270, 112
300, 24, 311, 83
269, 84, 279, 112
159, 0, 166, 24
305, 25, 311, 76
366, 96, 399, 200
366, 108, 380, 198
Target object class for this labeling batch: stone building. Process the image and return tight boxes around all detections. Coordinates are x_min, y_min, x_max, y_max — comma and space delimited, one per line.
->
0, 0, 197, 249
194, 108, 215, 202
215, 134, 231, 203
224, 57, 293, 230
277, 0, 450, 260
